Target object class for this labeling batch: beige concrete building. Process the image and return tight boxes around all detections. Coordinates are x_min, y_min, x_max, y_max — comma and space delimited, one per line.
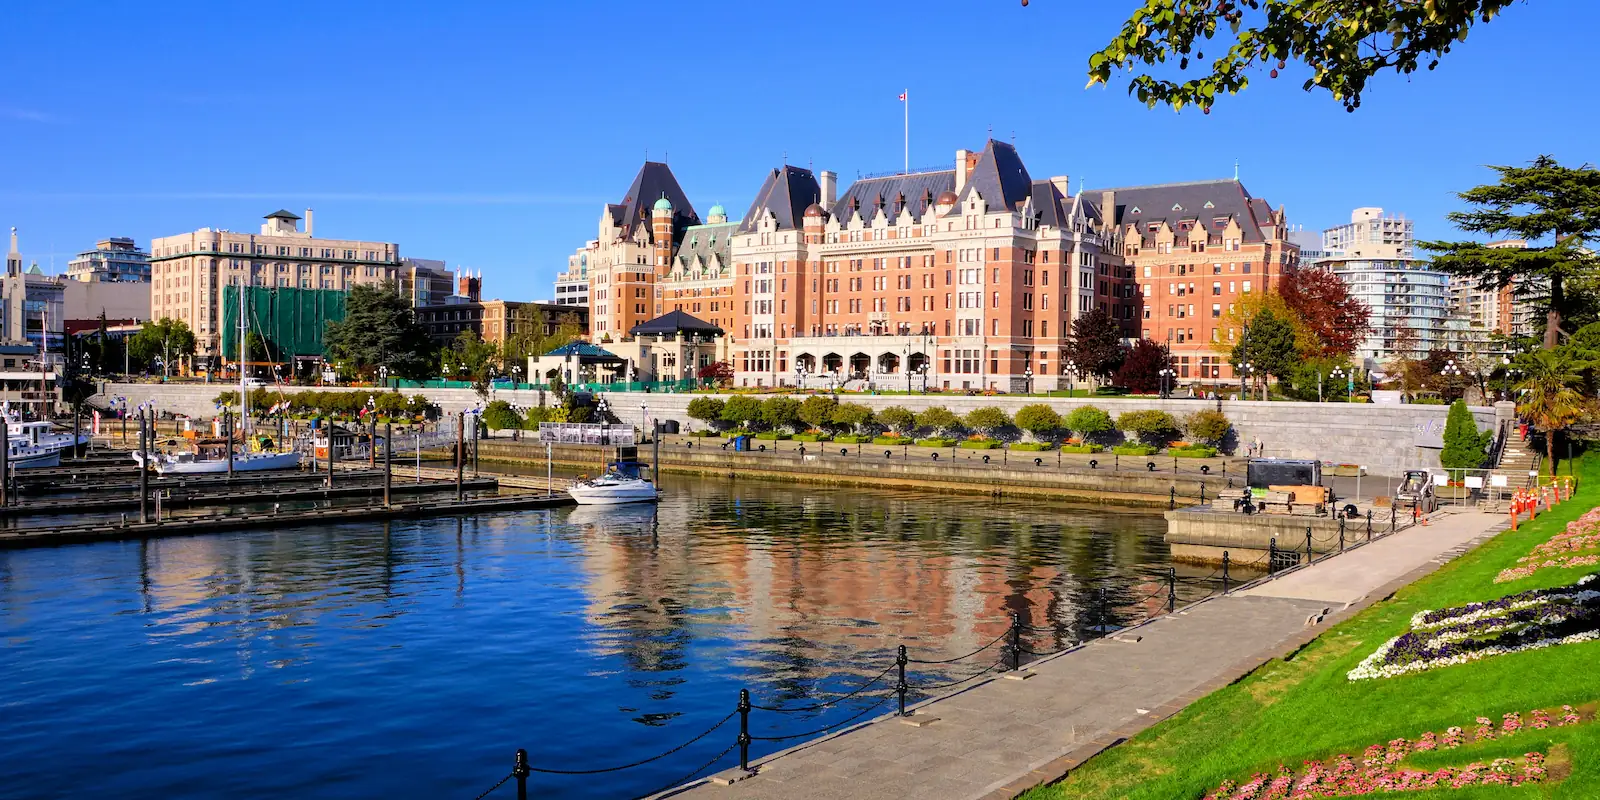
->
148, 209, 401, 368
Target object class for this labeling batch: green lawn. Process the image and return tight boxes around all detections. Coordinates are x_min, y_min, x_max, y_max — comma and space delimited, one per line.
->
1025, 455, 1600, 799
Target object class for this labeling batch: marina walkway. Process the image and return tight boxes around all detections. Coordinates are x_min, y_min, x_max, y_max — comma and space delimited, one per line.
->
670, 510, 1505, 800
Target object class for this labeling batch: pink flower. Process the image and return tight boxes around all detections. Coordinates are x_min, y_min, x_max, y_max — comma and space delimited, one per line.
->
1531, 709, 1551, 729
1501, 711, 1523, 736
1560, 705, 1580, 726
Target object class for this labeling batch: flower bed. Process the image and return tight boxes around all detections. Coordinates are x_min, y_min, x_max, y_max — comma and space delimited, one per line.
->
1347, 573, 1600, 681
914, 437, 956, 448
1497, 507, 1600, 583
1202, 703, 1585, 799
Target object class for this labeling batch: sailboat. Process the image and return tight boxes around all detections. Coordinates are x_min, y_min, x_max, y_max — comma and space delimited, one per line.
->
143, 284, 300, 475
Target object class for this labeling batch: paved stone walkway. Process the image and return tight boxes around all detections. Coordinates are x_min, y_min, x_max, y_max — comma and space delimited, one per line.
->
667, 511, 1504, 800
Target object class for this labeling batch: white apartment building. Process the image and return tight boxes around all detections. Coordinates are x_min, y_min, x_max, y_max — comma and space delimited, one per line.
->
1318, 208, 1460, 364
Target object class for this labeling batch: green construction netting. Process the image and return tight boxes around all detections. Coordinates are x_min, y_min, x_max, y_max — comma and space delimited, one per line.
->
221, 285, 346, 362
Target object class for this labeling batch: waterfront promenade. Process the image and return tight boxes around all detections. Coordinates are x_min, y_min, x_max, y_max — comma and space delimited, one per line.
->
670, 509, 1505, 800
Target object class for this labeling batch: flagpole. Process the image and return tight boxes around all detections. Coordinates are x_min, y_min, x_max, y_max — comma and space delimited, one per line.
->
903, 89, 909, 173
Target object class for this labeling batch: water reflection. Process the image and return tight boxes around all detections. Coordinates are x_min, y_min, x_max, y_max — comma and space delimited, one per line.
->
0, 475, 1212, 799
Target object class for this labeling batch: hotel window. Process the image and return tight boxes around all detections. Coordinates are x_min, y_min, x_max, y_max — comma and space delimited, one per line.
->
1212, 303, 1221, 318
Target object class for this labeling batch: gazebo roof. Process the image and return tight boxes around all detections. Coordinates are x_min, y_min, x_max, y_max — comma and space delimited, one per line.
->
628, 309, 725, 337
544, 341, 625, 363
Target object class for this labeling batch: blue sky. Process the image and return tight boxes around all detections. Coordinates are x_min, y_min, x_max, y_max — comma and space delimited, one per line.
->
0, 1, 1591, 302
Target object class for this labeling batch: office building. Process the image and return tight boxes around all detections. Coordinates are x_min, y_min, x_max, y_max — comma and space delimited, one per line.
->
148, 209, 402, 368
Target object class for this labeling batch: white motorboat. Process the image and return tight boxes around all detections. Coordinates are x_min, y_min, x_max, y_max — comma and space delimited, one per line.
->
7, 419, 88, 458
568, 460, 658, 505
151, 444, 304, 473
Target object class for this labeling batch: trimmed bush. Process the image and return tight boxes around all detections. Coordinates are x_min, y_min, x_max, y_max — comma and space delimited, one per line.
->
793, 432, 831, 442
833, 434, 871, 444
1183, 409, 1231, 446
759, 396, 802, 432
1059, 444, 1104, 454
1064, 405, 1115, 442
872, 435, 910, 445
687, 396, 726, 429
1011, 442, 1053, 452
721, 395, 762, 428
914, 437, 957, 447
1170, 445, 1219, 458
1111, 443, 1159, 456
1093, 385, 1130, 396
1117, 409, 1180, 445
798, 395, 838, 431
753, 431, 792, 440
687, 430, 716, 437
958, 439, 1003, 450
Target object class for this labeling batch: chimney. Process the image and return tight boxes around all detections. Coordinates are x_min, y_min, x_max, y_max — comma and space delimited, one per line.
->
954, 150, 970, 193
305, 208, 314, 237
1049, 175, 1071, 198
819, 170, 837, 212
1099, 190, 1117, 233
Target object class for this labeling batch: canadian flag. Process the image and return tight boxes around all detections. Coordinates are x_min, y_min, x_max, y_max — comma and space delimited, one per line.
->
898, 91, 906, 102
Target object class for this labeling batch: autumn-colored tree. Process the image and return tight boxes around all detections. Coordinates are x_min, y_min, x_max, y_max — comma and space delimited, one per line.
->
1115, 339, 1174, 394
1279, 268, 1372, 358
1216, 290, 1316, 363
1067, 306, 1126, 382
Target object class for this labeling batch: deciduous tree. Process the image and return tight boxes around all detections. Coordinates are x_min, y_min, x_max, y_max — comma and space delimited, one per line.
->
1064, 405, 1114, 443
876, 405, 917, 436
915, 406, 961, 437
1014, 404, 1062, 442
129, 317, 196, 378
799, 395, 839, 431
964, 407, 1011, 438
1424, 156, 1600, 348
1279, 268, 1372, 358
1082, 0, 1521, 113
686, 397, 725, 430
759, 396, 802, 432
1067, 306, 1126, 382
1115, 339, 1173, 394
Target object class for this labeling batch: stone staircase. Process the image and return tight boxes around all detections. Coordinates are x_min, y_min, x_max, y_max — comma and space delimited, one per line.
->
1492, 432, 1540, 490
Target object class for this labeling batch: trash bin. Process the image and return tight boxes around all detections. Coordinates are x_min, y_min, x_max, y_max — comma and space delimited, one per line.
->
734, 435, 752, 452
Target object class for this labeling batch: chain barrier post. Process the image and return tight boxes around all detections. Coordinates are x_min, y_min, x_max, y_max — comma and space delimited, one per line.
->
1390, 503, 1396, 533
1222, 551, 1231, 594
1338, 516, 1346, 551
895, 645, 908, 717
1166, 567, 1177, 613
1366, 509, 1373, 541
1305, 526, 1314, 564
737, 689, 752, 773
1007, 613, 1021, 671
1200, 482, 1207, 503
514, 749, 530, 800
1097, 588, 1109, 637
1268, 537, 1278, 574
1169, 485, 1176, 510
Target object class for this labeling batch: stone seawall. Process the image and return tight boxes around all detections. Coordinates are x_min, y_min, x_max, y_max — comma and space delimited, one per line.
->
468, 439, 1219, 507
92, 381, 1510, 475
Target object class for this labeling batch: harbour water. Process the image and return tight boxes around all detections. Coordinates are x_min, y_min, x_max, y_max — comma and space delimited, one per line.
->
0, 475, 1218, 799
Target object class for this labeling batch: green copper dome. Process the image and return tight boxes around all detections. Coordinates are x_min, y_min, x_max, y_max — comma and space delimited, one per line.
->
653, 196, 674, 212
708, 203, 726, 218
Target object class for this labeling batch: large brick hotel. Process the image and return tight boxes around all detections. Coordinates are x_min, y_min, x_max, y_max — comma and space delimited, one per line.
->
560, 140, 1297, 391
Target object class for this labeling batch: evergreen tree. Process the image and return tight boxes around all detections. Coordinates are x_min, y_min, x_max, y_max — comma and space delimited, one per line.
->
1231, 308, 1298, 391
323, 282, 435, 380
128, 317, 196, 377
1424, 156, 1600, 348
1439, 400, 1492, 473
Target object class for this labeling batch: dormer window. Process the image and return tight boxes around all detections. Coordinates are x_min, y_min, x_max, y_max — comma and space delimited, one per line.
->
1172, 203, 1184, 212
1130, 206, 1141, 214
1203, 201, 1215, 209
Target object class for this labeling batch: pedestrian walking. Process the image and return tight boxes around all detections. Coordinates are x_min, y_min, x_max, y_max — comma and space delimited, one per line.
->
1252, 436, 1264, 458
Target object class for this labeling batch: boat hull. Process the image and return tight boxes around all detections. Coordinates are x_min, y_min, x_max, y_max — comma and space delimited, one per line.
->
567, 480, 659, 505
153, 452, 302, 475
11, 450, 59, 469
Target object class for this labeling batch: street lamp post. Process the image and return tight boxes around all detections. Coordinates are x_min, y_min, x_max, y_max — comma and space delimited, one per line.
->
1064, 360, 1076, 397
1158, 367, 1174, 399
1023, 367, 1033, 396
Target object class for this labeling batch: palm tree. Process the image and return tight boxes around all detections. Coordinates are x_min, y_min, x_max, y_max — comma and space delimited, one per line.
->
1514, 349, 1587, 476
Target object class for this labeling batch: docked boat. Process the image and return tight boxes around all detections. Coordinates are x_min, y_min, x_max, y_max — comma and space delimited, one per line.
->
568, 460, 658, 505
6, 419, 89, 458
144, 438, 301, 475
6, 437, 60, 469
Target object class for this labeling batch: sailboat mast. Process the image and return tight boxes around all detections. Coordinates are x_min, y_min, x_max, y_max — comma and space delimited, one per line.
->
238, 282, 248, 435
